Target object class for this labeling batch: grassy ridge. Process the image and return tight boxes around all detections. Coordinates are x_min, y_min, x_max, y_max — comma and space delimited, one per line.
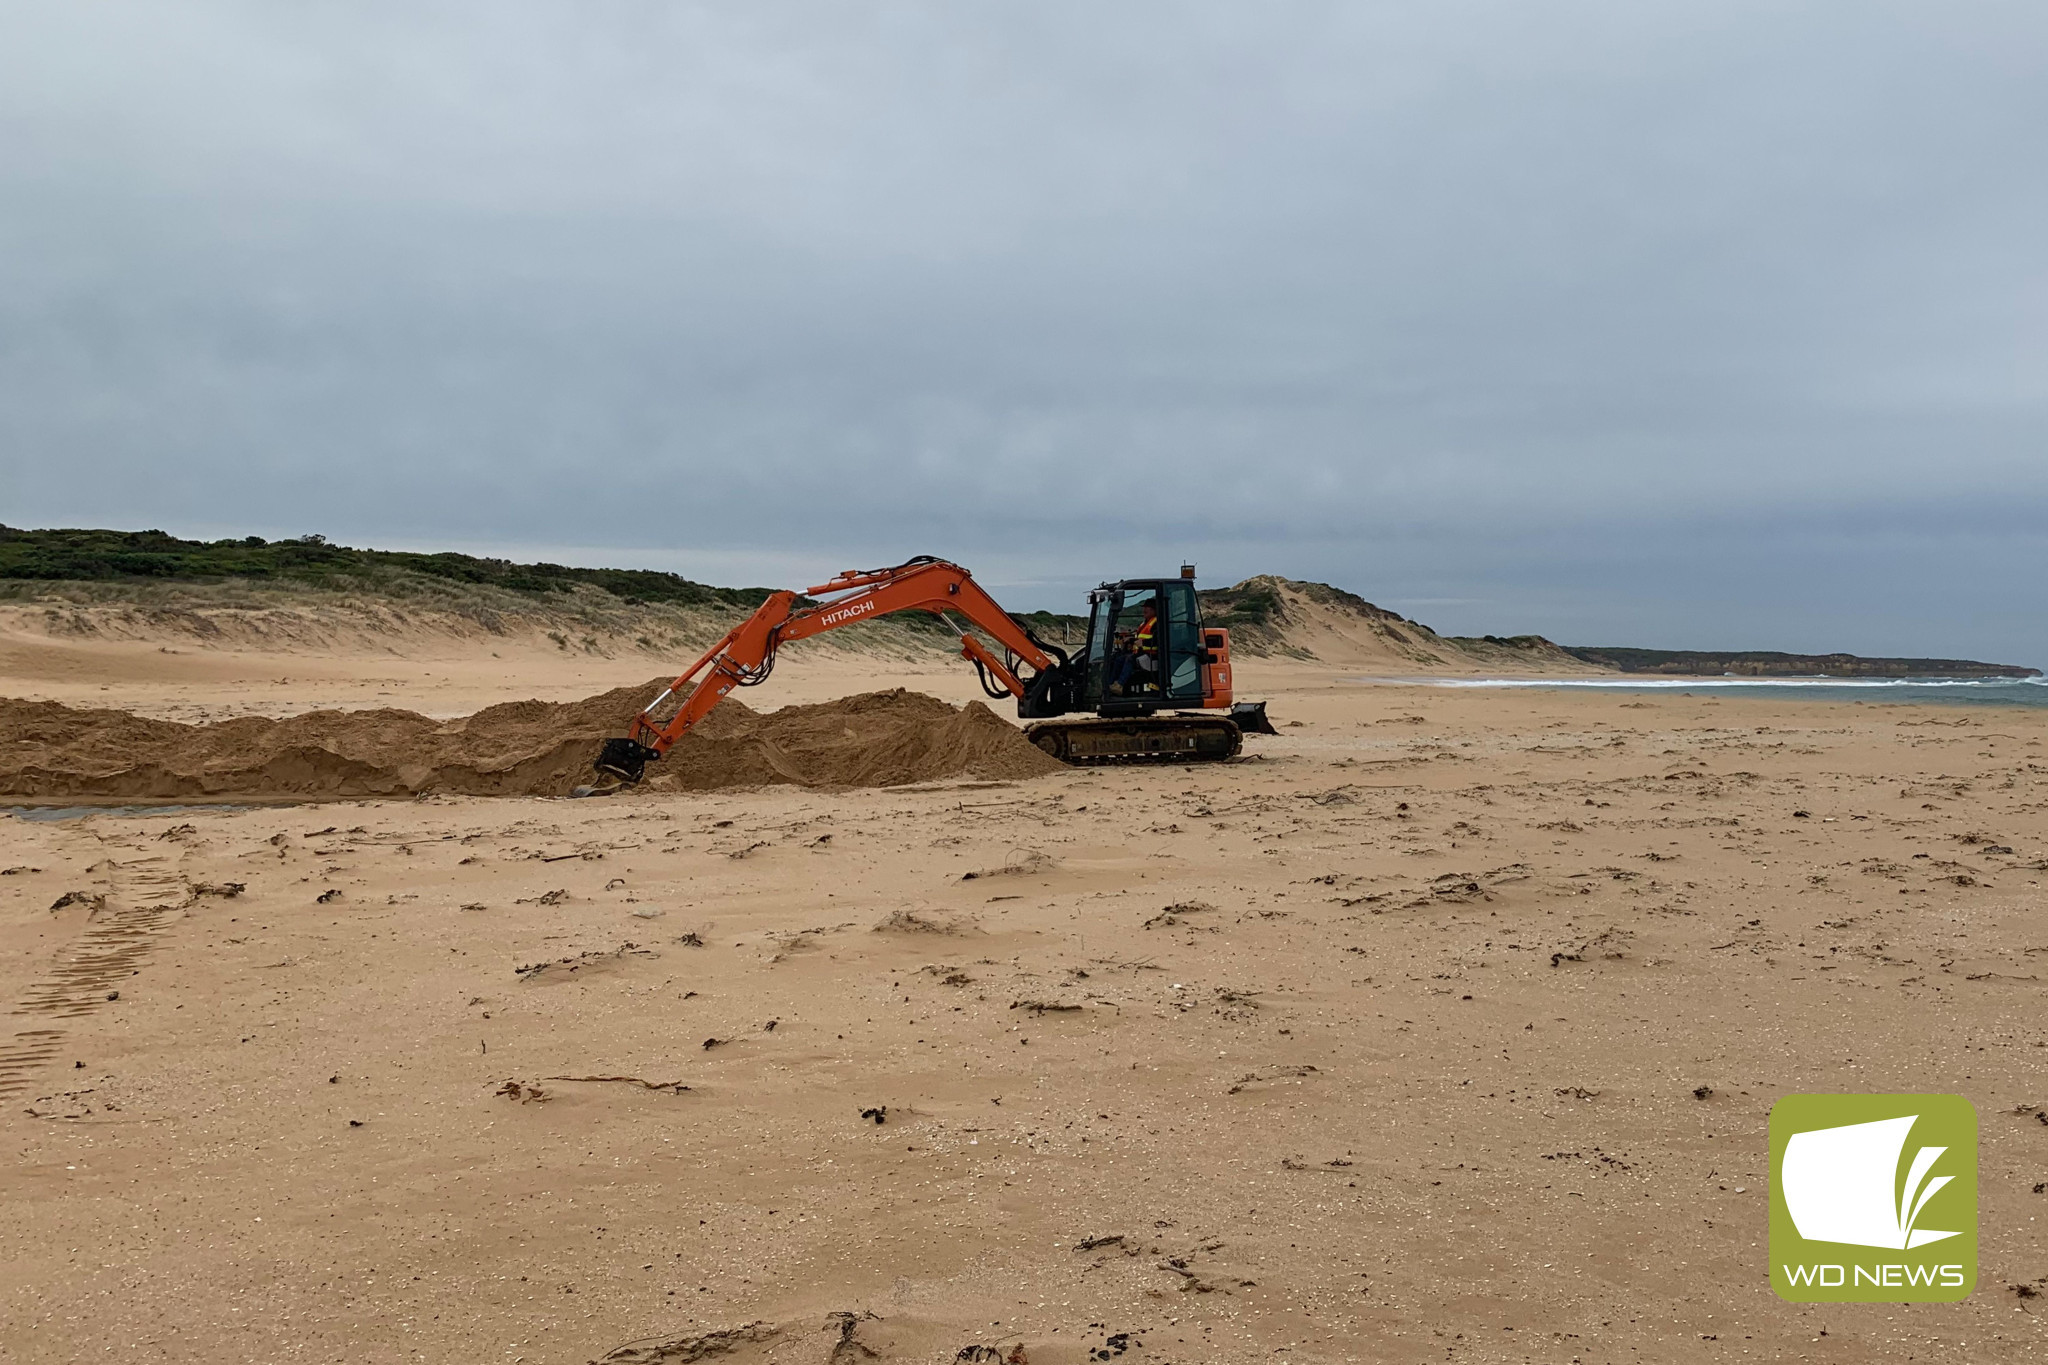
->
0, 527, 974, 642
0, 525, 778, 609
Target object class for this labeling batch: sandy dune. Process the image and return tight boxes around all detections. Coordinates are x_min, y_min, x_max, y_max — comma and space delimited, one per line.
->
2, 630, 2046, 1363
1200, 576, 1602, 675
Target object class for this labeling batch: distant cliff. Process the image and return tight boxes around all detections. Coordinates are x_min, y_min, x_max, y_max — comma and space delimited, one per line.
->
1561, 647, 2040, 679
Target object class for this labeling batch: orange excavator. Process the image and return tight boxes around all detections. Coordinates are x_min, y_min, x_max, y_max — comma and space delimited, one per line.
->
595, 555, 1276, 783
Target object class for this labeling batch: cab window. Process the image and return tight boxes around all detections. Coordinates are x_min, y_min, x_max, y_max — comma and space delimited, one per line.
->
1162, 581, 1202, 699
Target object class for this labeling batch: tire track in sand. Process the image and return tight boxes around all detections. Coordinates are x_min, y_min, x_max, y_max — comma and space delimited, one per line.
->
1, 855, 191, 1100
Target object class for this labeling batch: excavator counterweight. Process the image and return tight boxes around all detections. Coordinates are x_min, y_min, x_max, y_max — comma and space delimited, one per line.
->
596, 556, 1272, 781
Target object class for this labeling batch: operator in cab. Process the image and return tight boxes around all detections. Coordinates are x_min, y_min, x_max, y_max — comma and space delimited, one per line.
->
1110, 599, 1161, 696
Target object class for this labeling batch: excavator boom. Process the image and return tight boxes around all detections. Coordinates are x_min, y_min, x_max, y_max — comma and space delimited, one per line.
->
596, 557, 1063, 782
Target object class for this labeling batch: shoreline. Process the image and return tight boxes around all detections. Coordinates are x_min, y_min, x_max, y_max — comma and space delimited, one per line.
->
1343, 672, 2048, 707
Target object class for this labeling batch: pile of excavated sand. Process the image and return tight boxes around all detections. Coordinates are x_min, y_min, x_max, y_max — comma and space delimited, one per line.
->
0, 683, 1061, 802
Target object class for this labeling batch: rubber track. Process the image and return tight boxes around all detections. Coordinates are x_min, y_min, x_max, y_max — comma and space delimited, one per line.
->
1024, 717, 1243, 765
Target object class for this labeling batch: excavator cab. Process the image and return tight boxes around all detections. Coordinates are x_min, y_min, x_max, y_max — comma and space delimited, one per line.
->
1017, 567, 1276, 757
1081, 577, 1208, 712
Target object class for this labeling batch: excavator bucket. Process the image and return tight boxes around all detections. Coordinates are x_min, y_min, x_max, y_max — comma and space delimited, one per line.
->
1229, 701, 1279, 735
595, 738, 660, 784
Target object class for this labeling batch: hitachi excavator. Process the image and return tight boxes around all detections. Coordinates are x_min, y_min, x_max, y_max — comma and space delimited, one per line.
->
594, 555, 1277, 783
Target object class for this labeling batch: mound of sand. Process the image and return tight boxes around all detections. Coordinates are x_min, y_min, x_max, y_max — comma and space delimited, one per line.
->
0, 683, 1060, 802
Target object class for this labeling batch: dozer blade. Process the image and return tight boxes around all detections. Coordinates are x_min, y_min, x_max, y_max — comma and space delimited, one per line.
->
1229, 701, 1279, 735
594, 738, 661, 784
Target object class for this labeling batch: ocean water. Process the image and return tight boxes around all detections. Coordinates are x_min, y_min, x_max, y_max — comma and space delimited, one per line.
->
1390, 675, 2048, 709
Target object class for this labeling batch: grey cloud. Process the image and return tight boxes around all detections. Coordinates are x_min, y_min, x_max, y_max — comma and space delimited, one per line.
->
2, 2, 2043, 660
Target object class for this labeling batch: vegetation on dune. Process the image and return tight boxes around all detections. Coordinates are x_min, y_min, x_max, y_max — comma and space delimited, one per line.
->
1451, 634, 1560, 651
1009, 608, 1089, 646
1195, 580, 1288, 634
0, 526, 1020, 649
0, 525, 778, 609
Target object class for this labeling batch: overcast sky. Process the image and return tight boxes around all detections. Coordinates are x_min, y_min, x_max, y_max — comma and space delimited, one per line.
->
2, 2, 2043, 662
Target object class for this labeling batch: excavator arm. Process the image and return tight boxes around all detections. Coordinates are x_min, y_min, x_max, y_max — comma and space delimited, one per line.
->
596, 556, 1065, 783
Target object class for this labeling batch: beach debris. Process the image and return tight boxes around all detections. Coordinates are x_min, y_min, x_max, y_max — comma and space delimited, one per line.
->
1144, 900, 1215, 929
593, 1322, 778, 1364
1210, 988, 1260, 1020
1156, 1256, 1217, 1292
544, 1075, 690, 1095
1075, 1234, 1126, 1252
495, 1080, 550, 1103
1087, 1330, 1138, 1359
826, 1310, 883, 1362
1551, 927, 1630, 967
1281, 1156, 1355, 1171
961, 849, 1053, 881
316, 889, 342, 903
1010, 999, 1082, 1014
514, 943, 656, 981
861, 1106, 888, 1125
24, 1087, 101, 1120
1693, 1085, 1716, 1100
1228, 1064, 1319, 1094
874, 909, 976, 935
48, 891, 107, 913
768, 925, 849, 961
952, 1346, 1028, 1364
